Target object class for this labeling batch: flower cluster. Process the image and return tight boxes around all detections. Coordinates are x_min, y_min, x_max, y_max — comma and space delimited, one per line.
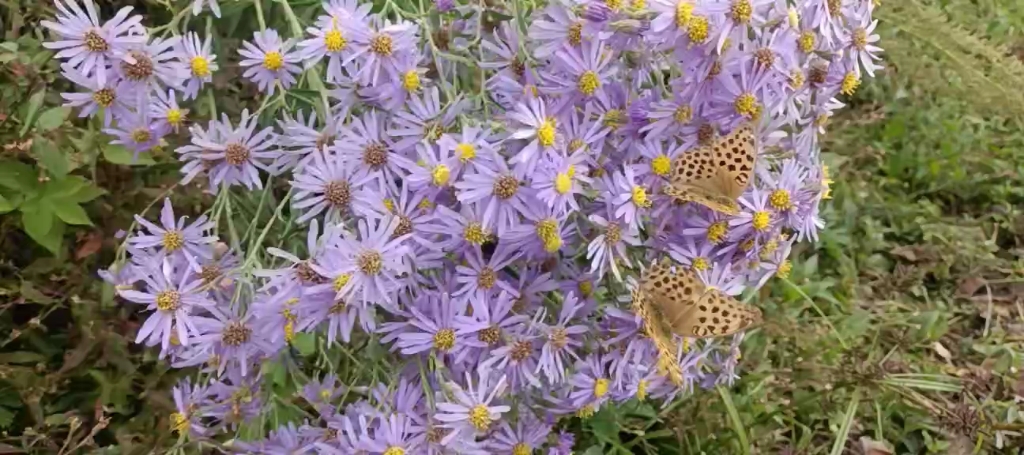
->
48, 0, 883, 452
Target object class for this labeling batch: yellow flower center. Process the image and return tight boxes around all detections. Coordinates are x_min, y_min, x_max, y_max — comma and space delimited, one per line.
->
537, 118, 556, 147
603, 109, 624, 129
383, 198, 395, 213
469, 404, 491, 431
631, 0, 646, 9
512, 443, 532, 455
568, 138, 585, 152
383, 447, 405, 455
402, 70, 421, 91
798, 30, 815, 53
131, 128, 151, 144
463, 222, 491, 245
777, 260, 792, 278
431, 164, 451, 186
787, 6, 800, 28
637, 379, 649, 400
769, 189, 792, 210
821, 165, 834, 200
734, 92, 759, 117
752, 211, 771, 231
675, 1, 694, 27
576, 405, 595, 419
707, 221, 728, 244
166, 109, 183, 126
477, 267, 496, 290
674, 105, 692, 124
535, 219, 562, 252
162, 230, 184, 251
324, 29, 347, 52
688, 16, 709, 43
605, 0, 622, 10
156, 290, 181, 312
852, 27, 867, 50
577, 70, 600, 96
567, 164, 577, 178
433, 328, 455, 352
651, 155, 671, 176
631, 186, 650, 208
730, 0, 752, 23
170, 412, 189, 434
83, 29, 109, 52
332, 273, 352, 292
554, 173, 572, 194
357, 251, 383, 275
578, 280, 593, 298
691, 257, 709, 271
593, 378, 610, 398
790, 69, 806, 89
840, 72, 861, 96
456, 143, 476, 162
190, 56, 210, 77
92, 88, 115, 107
371, 34, 393, 56
568, 22, 583, 46
262, 51, 284, 70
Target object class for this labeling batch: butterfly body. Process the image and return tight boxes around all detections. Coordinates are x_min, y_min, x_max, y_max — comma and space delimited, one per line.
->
664, 124, 756, 215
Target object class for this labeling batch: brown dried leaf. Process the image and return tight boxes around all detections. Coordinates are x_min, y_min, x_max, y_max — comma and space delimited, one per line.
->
957, 275, 986, 297
74, 232, 103, 260
859, 436, 893, 455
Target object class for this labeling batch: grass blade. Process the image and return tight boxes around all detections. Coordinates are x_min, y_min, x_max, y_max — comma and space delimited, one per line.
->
717, 386, 750, 455
830, 388, 861, 455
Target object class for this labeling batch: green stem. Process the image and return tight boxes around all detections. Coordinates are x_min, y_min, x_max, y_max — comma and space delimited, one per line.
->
254, 0, 267, 31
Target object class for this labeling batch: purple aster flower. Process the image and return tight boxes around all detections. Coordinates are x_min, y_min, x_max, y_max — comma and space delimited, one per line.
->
454, 245, 520, 302
300, 290, 375, 343
488, 414, 551, 454
175, 304, 271, 377
118, 259, 212, 354
149, 89, 188, 134
549, 39, 616, 111
347, 17, 419, 86
177, 31, 218, 100
481, 313, 543, 390
404, 141, 458, 193
196, 109, 280, 190
103, 105, 164, 160
60, 66, 132, 126
389, 87, 466, 152
420, 202, 494, 252
434, 0, 455, 13
291, 149, 380, 224
528, 3, 590, 58
336, 110, 413, 182
648, 0, 727, 45
537, 292, 588, 384
586, 212, 640, 281
668, 233, 729, 272
128, 197, 216, 260
41, 0, 146, 86
567, 353, 614, 410
203, 370, 263, 428
465, 290, 528, 351
364, 414, 418, 454
842, 14, 883, 77
454, 154, 532, 237
713, 0, 774, 52
549, 430, 576, 455
481, 22, 527, 81
192, 0, 221, 17
169, 377, 210, 437
388, 292, 485, 365
313, 215, 411, 307
298, 2, 373, 83
507, 97, 559, 176
115, 36, 188, 93
640, 87, 699, 140
533, 151, 592, 216
359, 52, 430, 111
605, 164, 651, 229
239, 29, 303, 95
729, 187, 777, 240
435, 368, 511, 443
274, 108, 342, 172
436, 126, 498, 179
504, 203, 575, 258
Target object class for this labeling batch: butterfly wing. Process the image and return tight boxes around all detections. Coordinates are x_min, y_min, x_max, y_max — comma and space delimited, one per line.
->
709, 124, 756, 200
672, 289, 763, 338
641, 260, 762, 339
664, 124, 756, 213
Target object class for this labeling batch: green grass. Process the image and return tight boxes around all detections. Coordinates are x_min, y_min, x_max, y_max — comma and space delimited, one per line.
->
3, 0, 1024, 453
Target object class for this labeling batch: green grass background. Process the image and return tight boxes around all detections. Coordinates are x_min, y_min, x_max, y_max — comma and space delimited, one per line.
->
3, 0, 1024, 453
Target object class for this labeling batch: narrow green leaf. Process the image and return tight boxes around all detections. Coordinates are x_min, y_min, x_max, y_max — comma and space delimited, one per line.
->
0, 352, 46, 364
717, 386, 751, 455
31, 137, 69, 179
18, 90, 46, 137
51, 199, 92, 226
35, 106, 69, 132
829, 389, 861, 455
